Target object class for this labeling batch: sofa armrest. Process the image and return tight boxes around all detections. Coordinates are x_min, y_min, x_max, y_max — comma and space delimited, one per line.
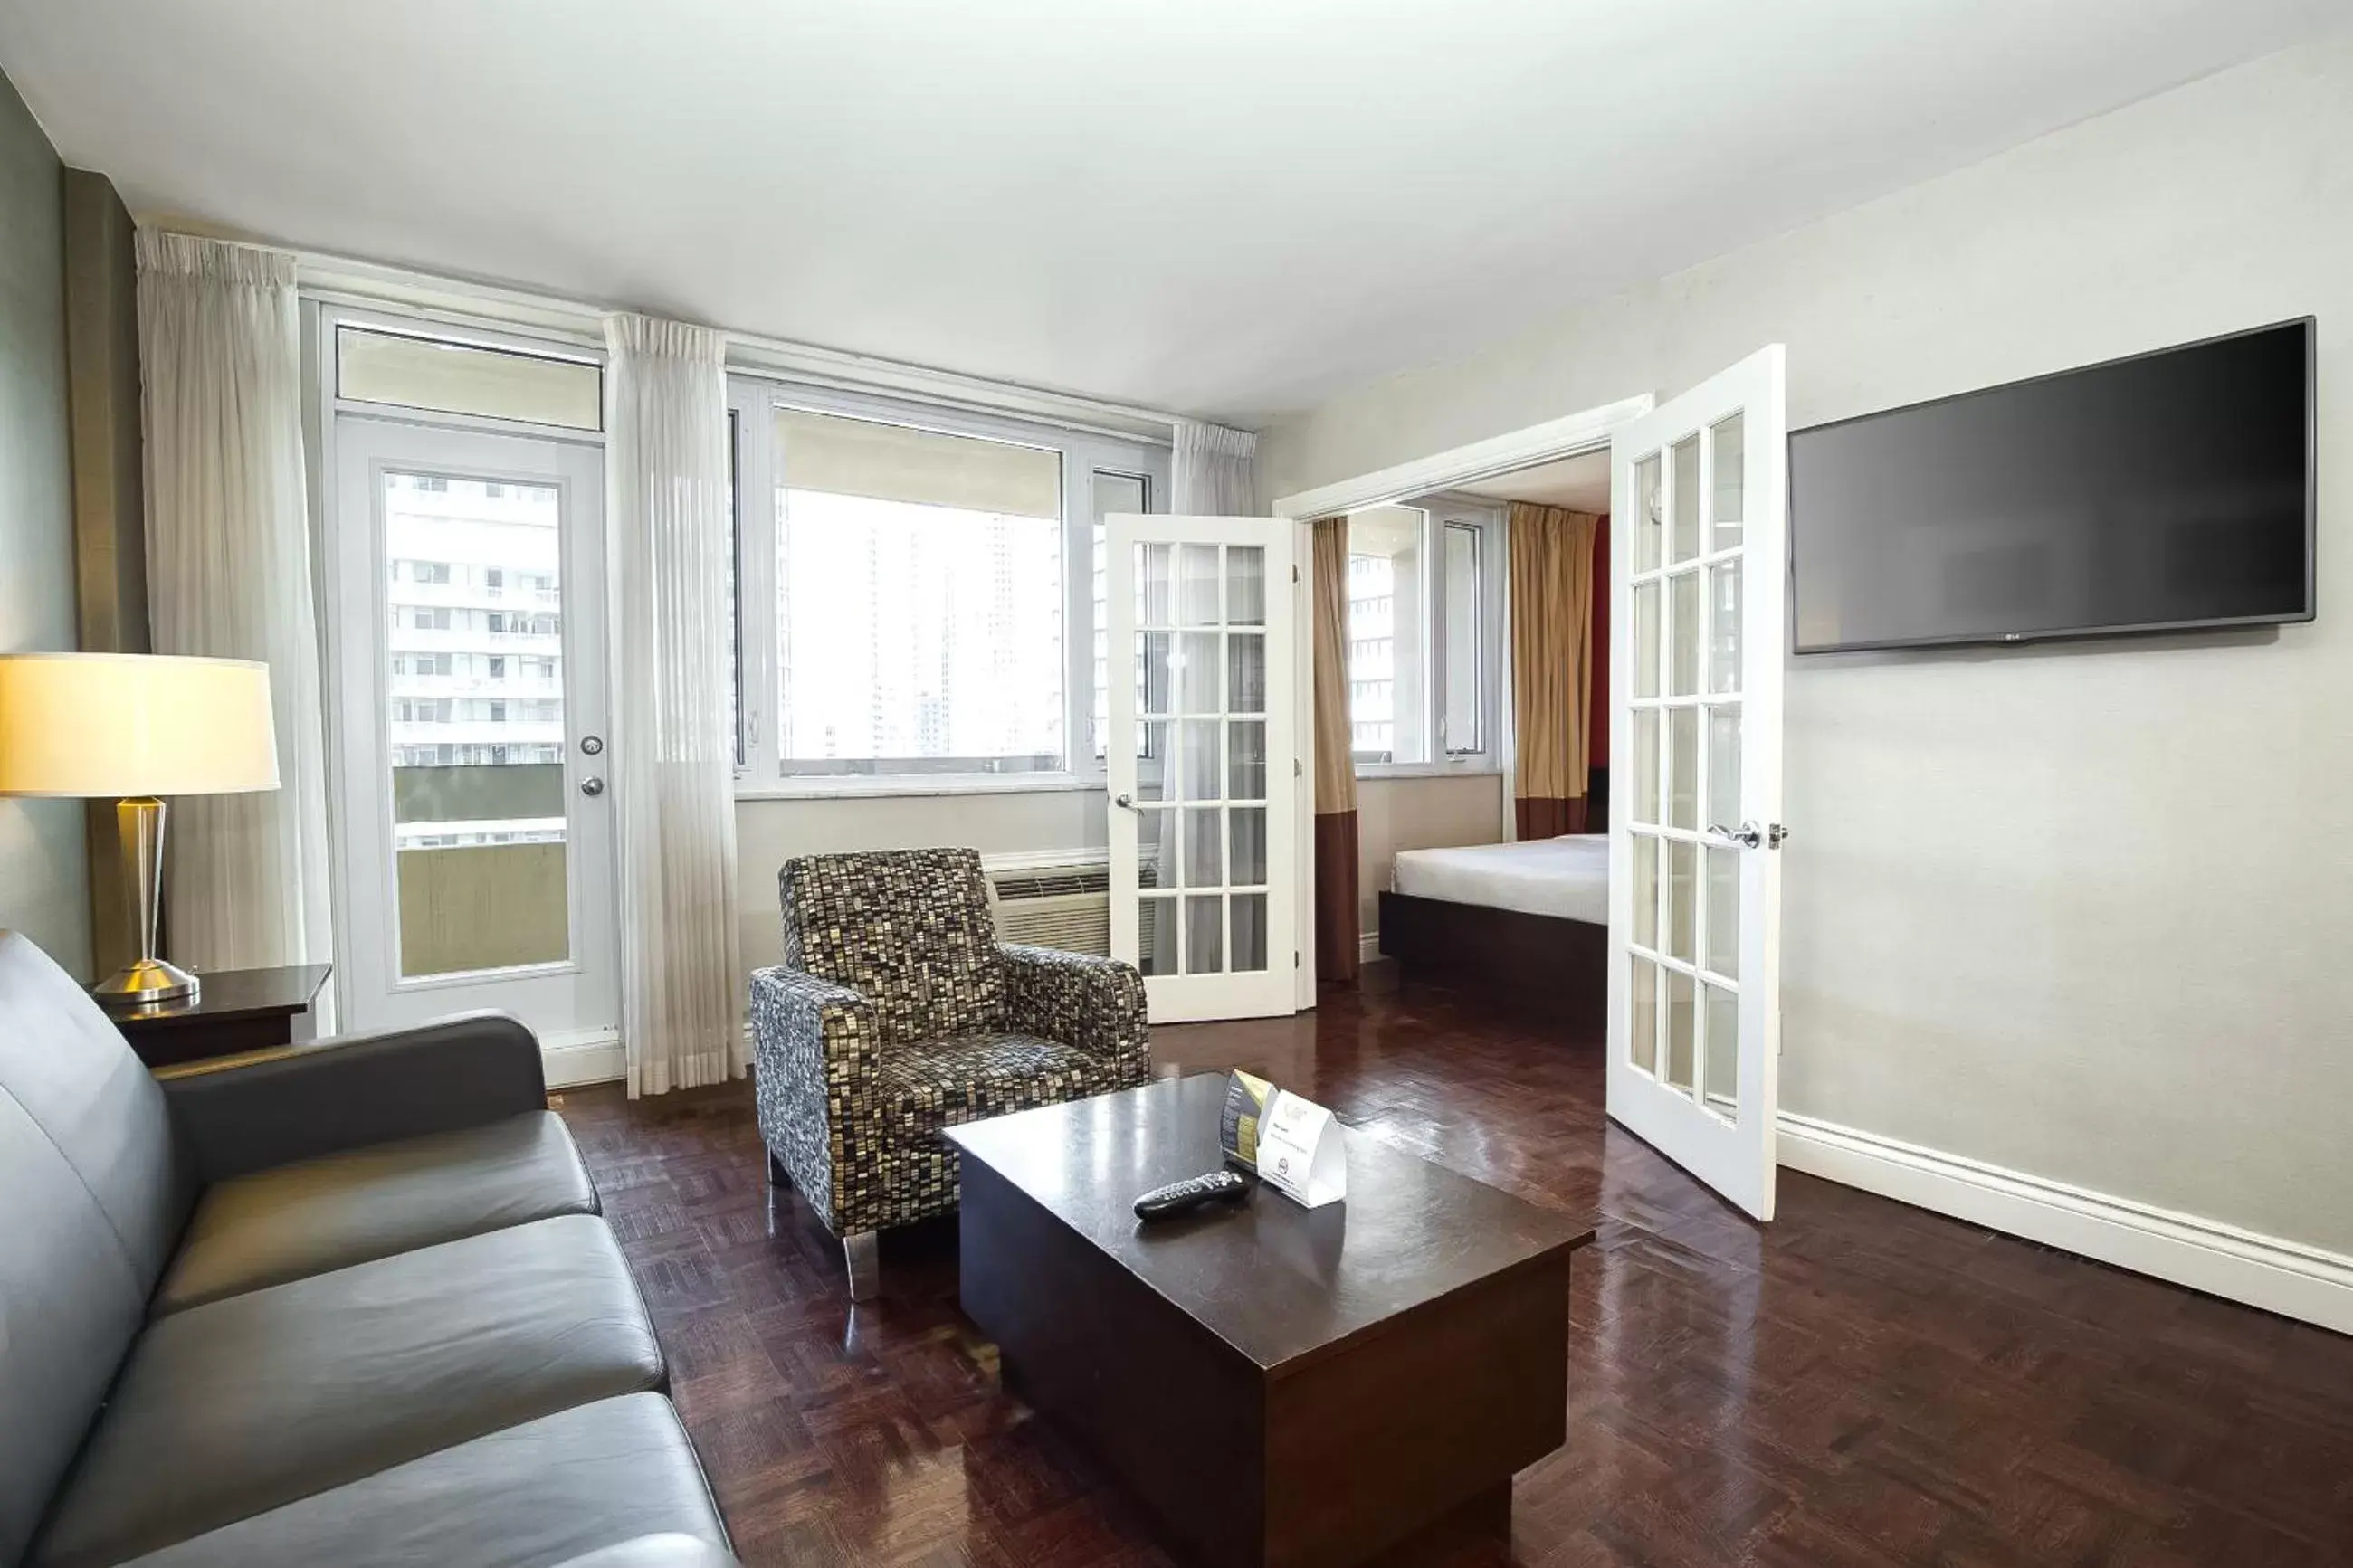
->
999, 944, 1150, 1088
158, 1010, 548, 1183
749, 966, 883, 1235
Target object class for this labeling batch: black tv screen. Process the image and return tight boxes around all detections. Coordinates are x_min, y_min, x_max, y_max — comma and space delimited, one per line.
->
1789, 318, 2314, 653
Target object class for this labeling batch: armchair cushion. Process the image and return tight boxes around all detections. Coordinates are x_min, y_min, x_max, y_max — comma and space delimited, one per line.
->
149, 1111, 599, 1317
999, 944, 1150, 1084
778, 849, 1005, 1043
878, 1032, 1101, 1126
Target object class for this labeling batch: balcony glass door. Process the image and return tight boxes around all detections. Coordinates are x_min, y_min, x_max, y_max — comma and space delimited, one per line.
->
329, 416, 618, 1049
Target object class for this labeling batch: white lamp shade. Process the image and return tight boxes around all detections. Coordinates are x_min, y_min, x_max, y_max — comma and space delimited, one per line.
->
0, 653, 281, 798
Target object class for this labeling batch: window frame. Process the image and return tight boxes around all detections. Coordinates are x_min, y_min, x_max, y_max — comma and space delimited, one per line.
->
726, 376, 1170, 797
1349, 498, 1508, 781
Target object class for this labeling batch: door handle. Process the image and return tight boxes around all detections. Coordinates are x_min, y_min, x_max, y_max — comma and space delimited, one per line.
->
1707, 821, 1786, 850
1114, 794, 1134, 809
581, 776, 605, 798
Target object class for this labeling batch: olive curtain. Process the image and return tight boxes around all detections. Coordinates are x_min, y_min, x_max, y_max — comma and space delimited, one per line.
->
1310, 516, 1359, 984
1509, 503, 1602, 839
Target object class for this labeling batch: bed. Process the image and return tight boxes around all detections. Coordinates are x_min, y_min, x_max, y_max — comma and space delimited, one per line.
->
1377, 834, 1610, 1032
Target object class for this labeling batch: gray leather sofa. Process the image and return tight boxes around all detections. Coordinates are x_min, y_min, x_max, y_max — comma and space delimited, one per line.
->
0, 931, 738, 1568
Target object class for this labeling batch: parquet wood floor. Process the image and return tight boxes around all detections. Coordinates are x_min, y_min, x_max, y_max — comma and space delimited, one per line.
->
557, 980, 2353, 1568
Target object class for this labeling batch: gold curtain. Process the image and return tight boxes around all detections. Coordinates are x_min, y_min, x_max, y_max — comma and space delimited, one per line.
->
1310, 517, 1360, 984
1509, 504, 1601, 839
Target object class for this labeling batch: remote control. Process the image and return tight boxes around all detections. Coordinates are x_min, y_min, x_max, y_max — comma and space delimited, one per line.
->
1134, 1167, 1253, 1221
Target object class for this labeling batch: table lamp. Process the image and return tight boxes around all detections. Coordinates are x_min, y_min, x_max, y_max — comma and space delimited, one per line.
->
0, 652, 281, 1009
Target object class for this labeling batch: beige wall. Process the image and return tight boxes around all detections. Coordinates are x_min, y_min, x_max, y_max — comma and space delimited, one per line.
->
1357, 774, 1508, 940
1260, 33, 2353, 1255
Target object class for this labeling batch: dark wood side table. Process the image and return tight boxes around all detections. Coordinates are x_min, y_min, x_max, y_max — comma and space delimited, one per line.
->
104, 964, 332, 1070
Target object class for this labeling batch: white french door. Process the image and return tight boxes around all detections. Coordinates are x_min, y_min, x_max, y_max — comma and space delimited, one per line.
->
1606, 346, 1787, 1221
329, 417, 621, 1045
1106, 516, 1301, 1022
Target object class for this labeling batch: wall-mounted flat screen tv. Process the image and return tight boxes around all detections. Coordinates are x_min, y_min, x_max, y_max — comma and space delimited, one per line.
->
1789, 318, 2314, 653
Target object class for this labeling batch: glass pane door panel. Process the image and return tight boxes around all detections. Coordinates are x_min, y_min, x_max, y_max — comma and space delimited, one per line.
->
1177, 546, 1221, 625
1669, 436, 1701, 564
1138, 543, 1173, 625
1138, 632, 1172, 716
1227, 633, 1266, 713
1710, 563, 1742, 694
1176, 720, 1221, 800
383, 469, 570, 980
1185, 895, 1224, 974
1706, 847, 1739, 979
1226, 546, 1266, 626
1708, 706, 1740, 828
1703, 983, 1739, 1122
1228, 721, 1266, 799
1668, 707, 1699, 829
1630, 954, 1659, 1074
1669, 571, 1701, 695
1176, 632, 1220, 714
1631, 709, 1660, 825
1634, 454, 1662, 572
1182, 807, 1223, 888
1140, 895, 1176, 975
1633, 584, 1660, 698
1710, 414, 1744, 551
1665, 971, 1697, 1092
1666, 839, 1696, 963
1230, 808, 1267, 886
1632, 832, 1658, 949
1138, 806, 1172, 891
1233, 893, 1268, 972
1136, 722, 1169, 801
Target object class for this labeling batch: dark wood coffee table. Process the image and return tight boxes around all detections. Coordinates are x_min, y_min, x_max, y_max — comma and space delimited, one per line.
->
945, 1073, 1594, 1568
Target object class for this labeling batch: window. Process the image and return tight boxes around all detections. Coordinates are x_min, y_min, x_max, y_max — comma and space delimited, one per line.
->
337, 326, 604, 432
729, 384, 1168, 788
1343, 503, 1500, 771
487, 654, 506, 679
409, 607, 450, 632
402, 559, 452, 584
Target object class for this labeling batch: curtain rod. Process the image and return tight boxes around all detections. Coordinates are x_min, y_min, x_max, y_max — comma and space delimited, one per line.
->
288, 242, 1202, 442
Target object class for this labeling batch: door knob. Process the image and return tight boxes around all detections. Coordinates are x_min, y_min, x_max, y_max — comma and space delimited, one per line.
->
1114, 793, 1134, 809
1709, 822, 1764, 849
581, 776, 605, 797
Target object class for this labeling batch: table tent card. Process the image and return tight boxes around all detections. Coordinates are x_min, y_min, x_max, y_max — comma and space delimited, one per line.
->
1218, 1070, 1347, 1208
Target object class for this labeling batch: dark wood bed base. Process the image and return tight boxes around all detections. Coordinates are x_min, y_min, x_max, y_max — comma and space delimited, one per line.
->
1376, 891, 1608, 1037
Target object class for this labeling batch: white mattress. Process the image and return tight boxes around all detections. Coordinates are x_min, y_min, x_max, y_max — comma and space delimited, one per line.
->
1390, 834, 1610, 925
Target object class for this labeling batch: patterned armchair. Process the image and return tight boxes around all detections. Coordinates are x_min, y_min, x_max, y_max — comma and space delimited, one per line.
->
751, 847, 1151, 1297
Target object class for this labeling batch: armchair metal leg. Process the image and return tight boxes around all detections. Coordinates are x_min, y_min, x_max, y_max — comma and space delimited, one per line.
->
767, 1150, 790, 1189
843, 1230, 880, 1301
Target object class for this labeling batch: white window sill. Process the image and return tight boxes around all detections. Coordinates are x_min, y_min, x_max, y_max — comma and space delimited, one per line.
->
1354, 762, 1505, 783
736, 772, 1107, 802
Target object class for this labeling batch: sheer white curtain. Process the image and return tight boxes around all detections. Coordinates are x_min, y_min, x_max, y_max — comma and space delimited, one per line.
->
136, 233, 331, 972
1172, 419, 1259, 513
605, 313, 744, 1097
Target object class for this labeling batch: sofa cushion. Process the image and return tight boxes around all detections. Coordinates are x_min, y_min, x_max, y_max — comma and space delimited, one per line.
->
0, 933, 191, 1296
779, 848, 1006, 1043
149, 1111, 599, 1316
110, 1396, 727, 1568
878, 1031, 1101, 1126
0, 1091, 150, 1568
34, 1215, 664, 1568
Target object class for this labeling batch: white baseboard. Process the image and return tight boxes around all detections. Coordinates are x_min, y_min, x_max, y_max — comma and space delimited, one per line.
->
1359, 931, 1386, 965
1778, 1111, 2353, 1336
542, 1030, 624, 1090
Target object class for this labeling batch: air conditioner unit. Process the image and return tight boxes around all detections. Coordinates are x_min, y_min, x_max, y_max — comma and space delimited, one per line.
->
984, 851, 1112, 956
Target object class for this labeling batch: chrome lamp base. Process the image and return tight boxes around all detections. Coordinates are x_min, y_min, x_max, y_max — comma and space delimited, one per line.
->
92, 795, 199, 1013
93, 956, 200, 1011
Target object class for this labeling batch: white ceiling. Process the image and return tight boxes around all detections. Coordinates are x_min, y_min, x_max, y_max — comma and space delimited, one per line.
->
1458, 453, 1612, 513
1, 1, 2338, 424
